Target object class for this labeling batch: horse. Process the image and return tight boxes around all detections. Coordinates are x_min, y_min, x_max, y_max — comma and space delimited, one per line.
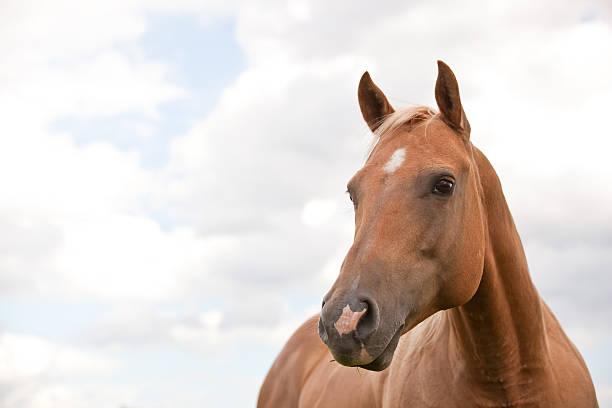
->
257, 61, 598, 407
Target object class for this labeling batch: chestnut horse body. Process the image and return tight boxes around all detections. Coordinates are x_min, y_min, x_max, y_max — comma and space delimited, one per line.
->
258, 62, 598, 407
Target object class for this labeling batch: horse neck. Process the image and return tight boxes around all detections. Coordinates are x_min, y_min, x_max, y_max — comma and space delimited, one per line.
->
448, 147, 549, 384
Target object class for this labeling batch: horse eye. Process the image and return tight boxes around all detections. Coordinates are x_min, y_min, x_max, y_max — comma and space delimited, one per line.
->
433, 178, 455, 195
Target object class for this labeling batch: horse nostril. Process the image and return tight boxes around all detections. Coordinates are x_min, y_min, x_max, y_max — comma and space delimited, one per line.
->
355, 296, 380, 340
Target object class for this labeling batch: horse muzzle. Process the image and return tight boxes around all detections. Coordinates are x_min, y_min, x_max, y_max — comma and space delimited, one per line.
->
318, 291, 381, 366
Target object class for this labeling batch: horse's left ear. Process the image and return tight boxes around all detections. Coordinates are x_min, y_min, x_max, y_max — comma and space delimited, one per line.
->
435, 60, 471, 137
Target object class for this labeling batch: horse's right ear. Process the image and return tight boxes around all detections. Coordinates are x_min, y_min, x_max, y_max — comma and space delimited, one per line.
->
358, 72, 395, 132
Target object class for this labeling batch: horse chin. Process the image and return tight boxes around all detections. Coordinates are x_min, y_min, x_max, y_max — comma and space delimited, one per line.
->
357, 324, 404, 372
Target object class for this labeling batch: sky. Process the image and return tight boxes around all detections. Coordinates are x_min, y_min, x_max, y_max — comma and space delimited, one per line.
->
1, 0, 611, 406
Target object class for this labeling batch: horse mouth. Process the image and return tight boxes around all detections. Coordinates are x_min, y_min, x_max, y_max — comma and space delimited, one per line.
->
357, 324, 404, 371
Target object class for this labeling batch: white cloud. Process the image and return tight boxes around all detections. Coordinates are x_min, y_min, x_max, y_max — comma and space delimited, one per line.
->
0, 1, 210, 301
52, 217, 228, 300
168, 310, 309, 352
0, 333, 117, 382
301, 198, 338, 228
2, 382, 140, 408
81, 298, 312, 354
0, 333, 121, 408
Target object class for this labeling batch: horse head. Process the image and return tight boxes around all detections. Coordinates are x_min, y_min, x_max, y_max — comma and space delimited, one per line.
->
318, 61, 487, 371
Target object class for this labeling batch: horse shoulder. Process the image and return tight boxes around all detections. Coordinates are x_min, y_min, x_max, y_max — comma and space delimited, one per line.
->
257, 314, 328, 408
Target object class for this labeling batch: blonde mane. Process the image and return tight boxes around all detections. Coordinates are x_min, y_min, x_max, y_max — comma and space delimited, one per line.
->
366, 105, 438, 159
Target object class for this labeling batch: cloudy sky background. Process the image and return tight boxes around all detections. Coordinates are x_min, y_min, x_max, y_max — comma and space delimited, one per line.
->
1, 0, 611, 406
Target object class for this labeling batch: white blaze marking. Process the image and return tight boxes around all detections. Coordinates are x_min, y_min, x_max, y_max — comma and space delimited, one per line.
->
383, 148, 406, 174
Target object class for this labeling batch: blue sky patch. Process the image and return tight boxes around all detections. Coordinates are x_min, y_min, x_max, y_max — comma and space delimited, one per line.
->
50, 14, 245, 170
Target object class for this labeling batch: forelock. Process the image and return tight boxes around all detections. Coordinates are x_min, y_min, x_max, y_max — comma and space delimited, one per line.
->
365, 106, 438, 160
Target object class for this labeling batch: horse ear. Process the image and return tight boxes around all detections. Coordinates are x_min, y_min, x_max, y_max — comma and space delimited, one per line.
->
358, 72, 395, 132
435, 60, 470, 137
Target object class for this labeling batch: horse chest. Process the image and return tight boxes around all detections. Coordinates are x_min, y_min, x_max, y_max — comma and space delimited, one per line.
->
377, 336, 553, 408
